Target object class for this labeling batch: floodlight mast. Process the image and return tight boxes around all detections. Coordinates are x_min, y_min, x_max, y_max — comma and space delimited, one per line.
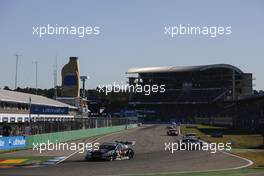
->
53, 56, 58, 99
33, 61, 38, 95
14, 53, 22, 89
80, 76, 88, 98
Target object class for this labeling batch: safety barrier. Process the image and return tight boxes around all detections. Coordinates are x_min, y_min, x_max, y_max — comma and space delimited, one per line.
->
25, 124, 137, 148
0, 136, 26, 150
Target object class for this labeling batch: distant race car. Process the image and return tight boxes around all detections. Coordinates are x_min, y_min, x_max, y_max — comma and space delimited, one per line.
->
171, 122, 177, 128
167, 129, 179, 136
85, 141, 135, 161
183, 133, 199, 140
211, 132, 223, 138
167, 125, 174, 129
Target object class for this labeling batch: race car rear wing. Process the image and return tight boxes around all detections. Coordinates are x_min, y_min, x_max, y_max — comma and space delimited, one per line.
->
115, 141, 136, 146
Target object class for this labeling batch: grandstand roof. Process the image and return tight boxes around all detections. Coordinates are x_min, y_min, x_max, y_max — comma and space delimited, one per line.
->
0, 89, 77, 109
127, 64, 243, 74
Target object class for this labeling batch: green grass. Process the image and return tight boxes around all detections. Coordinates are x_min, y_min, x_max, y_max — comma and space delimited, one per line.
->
233, 151, 264, 168
181, 124, 263, 149
181, 124, 264, 168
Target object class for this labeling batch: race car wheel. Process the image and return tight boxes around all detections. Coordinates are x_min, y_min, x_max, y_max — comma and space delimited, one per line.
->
128, 149, 134, 160
110, 152, 117, 161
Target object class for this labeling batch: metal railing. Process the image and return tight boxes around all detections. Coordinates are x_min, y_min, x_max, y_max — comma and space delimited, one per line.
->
0, 117, 132, 136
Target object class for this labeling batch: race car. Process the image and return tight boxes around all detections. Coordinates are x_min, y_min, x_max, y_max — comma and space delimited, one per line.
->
85, 141, 135, 161
183, 133, 199, 140
171, 122, 177, 128
167, 129, 179, 136
166, 125, 174, 129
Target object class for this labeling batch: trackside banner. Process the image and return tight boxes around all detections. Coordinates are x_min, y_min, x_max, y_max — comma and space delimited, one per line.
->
30, 105, 69, 115
0, 136, 26, 150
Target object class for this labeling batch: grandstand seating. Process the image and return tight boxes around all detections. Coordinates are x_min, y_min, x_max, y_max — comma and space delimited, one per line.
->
131, 89, 226, 103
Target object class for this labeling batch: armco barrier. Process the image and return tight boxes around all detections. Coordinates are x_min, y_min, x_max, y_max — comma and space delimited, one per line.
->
26, 124, 137, 148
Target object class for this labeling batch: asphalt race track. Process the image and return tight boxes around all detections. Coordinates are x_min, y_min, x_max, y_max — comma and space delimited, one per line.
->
1, 125, 250, 176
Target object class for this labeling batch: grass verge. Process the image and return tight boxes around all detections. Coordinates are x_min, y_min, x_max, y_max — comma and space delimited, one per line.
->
233, 151, 264, 168
181, 124, 264, 168
181, 124, 263, 149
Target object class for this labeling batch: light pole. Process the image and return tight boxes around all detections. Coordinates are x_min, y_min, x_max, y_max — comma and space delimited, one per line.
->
80, 76, 90, 115
53, 57, 58, 99
33, 61, 38, 95
80, 76, 88, 98
29, 96, 32, 135
14, 54, 22, 89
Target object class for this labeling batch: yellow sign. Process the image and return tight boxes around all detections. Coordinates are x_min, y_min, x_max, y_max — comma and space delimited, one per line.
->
61, 57, 80, 97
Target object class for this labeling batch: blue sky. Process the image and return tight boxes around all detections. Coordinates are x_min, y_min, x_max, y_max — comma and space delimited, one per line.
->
0, 0, 264, 90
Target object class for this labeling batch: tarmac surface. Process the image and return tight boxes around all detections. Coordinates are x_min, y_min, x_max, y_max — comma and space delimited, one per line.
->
1, 125, 250, 176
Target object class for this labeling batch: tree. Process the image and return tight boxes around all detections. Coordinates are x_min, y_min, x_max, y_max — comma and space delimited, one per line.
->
3, 86, 11, 90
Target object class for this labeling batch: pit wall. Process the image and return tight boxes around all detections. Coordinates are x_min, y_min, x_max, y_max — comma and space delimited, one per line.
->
26, 124, 137, 148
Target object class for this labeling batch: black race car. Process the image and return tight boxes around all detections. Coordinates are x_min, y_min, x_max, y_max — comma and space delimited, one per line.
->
167, 129, 179, 136
85, 141, 135, 161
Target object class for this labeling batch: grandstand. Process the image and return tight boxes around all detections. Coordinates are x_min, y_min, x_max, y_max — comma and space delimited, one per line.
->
126, 64, 253, 120
0, 89, 77, 123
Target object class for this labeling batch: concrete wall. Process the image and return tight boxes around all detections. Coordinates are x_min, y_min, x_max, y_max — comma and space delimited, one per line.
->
26, 124, 137, 148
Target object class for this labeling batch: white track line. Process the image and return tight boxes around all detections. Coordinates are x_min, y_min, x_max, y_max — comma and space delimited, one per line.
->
219, 150, 253, 169
56, 127, 139, 164
127, 125, 252, 176
179, 125, 253, 168
58, 125, 254, 175
108, 151, 254, 176
109, 151, 254, 176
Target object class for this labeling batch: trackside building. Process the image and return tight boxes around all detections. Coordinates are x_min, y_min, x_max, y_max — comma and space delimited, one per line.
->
0, 89, 77, 123
126, 63, 264, 132
126, 64, 253, 120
